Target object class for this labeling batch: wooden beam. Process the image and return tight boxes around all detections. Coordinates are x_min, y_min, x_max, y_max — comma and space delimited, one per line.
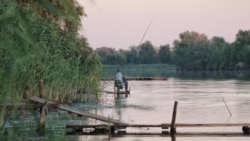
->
66, 124, 169, 129
67, 123, 249, 129
111, 132, 249, 137
174, 123, 250, 127
103, 91, 130, 95
30, 96, 127, 125
170, 101, 178, 134
102, 77, 167, 81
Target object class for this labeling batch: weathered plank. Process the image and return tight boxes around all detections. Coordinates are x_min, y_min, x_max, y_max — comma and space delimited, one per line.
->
102, 77, 167, 81
112, 132, 248, 137
30, 96, 127, 125
160, 123, 250, 127
66, 123, 250, 136
174, 123, 250, 127
66, 124, 169, 129
66, 123, 250, 129
103, 90, 130, 95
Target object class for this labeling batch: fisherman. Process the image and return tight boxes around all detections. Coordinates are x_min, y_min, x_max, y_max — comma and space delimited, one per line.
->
115, 69, 123, 89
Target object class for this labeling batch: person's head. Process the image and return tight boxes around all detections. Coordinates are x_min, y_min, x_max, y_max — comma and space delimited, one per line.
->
117, 69, 121, 72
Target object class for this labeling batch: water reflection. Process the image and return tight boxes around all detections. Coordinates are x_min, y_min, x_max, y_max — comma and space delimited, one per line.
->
96, 77, 250, 141
5, 75, 250, 141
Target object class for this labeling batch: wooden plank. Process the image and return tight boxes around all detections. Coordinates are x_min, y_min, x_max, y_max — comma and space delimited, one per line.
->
103, 91, 130, 94
112, 132, 248, 137
30, 96, 127, 125
66, 124, 169, 129
102, 77, 167, 81
175, 132, 249, 137
66, 123, 250, 129
174, 123, 250, 127
67, 124, 108, 128
158, 123, 250, 127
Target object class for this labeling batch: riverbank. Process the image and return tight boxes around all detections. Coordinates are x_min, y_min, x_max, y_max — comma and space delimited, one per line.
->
102, 64, 250, 80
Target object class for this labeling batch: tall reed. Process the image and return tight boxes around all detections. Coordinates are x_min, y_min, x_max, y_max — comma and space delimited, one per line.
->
0, 0, 101, 140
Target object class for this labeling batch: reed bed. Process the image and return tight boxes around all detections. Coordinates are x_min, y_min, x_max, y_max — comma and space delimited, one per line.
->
0, 1, 102, 140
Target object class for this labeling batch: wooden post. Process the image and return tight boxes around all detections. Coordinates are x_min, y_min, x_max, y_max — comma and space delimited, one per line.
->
170, 101, 178, 134
38, 79, 43, 98
242, 126, 250, 134
37, 101, 48, 135
171, 134, 176, 141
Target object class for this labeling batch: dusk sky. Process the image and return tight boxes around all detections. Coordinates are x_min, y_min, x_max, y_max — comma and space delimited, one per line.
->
78, 0, 250, 49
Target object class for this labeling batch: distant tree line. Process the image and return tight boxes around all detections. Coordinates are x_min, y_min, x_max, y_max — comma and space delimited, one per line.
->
95, 30, 250, 71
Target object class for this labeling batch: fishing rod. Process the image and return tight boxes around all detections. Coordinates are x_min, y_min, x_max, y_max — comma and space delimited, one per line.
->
136, 15, 156, 55
138, 16, 155, 45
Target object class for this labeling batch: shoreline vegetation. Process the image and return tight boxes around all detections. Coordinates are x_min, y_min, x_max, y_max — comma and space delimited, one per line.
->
0, 1, 102, 104
102, 64, 250, 80
0, 1, 101, 140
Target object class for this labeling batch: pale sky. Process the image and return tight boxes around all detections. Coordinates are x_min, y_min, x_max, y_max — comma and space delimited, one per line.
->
77, 0, 250, 49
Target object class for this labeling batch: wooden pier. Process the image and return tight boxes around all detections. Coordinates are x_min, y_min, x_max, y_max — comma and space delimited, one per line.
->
29, 96, 250, 137
65, 100, 250, 136
30, 96, 127, 125
103, 90, 130, 95
102, 77, 167, 81
65, 123, 250, 136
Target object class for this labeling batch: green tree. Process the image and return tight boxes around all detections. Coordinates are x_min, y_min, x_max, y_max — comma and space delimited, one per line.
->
173, 31, 210, 70
138, 41, 156, 64
95, 47, 126, 65
208, 37, 231, 70
126, 46, 140, 64
158, 44, 174, 64
231, 30, 250, 70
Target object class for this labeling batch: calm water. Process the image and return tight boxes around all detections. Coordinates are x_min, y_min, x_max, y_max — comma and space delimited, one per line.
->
75, 77, 250, 141
6, 77, 250, 141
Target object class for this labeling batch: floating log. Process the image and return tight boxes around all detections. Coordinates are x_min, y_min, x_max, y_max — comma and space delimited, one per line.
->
30, 96, 127, 125
102, 77, 167, 81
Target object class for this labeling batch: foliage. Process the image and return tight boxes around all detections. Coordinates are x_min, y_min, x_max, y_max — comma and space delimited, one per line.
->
0, 0, 102, 140
138, 41, 156, 64
173, 31, 210, 70
96, 30, 250, 71
0, 0, 101, 103
158, 44, 174, 64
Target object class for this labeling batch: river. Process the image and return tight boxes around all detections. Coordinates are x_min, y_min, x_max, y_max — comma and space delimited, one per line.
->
5, 75, 250, 141
71, 77, 250, 141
